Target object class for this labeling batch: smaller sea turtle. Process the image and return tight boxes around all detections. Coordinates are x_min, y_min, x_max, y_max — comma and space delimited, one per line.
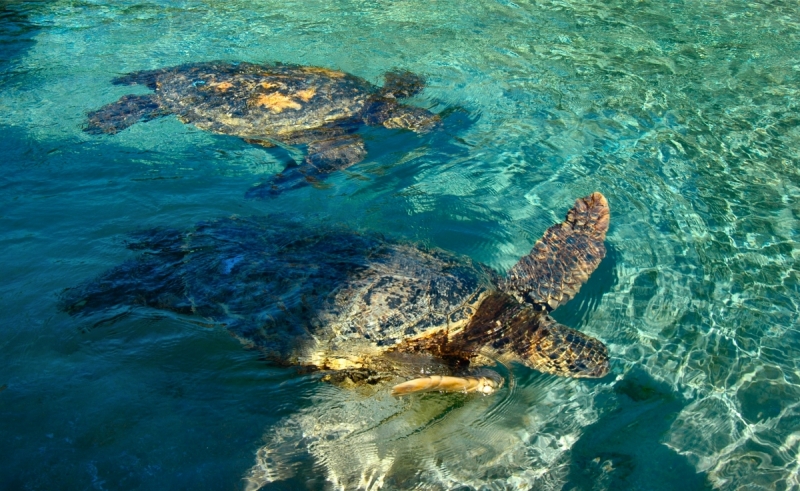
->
85, 61, 440, 196
61, 193, 612, 393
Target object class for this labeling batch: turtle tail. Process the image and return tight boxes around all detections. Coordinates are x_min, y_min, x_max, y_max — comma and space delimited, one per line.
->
500, 192, 609, 311
378, 70, 426, 99
85, 94, 166, 135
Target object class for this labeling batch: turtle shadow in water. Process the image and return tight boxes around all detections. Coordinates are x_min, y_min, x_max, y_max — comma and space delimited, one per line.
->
244, 104, 479, 199
562, 368, 711, 491
0, 2, 46, 78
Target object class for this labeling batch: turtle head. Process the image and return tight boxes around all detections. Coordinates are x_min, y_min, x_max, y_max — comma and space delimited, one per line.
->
379, 70, 426, 99
362, 99, 441, 134
364, 70, 439, 133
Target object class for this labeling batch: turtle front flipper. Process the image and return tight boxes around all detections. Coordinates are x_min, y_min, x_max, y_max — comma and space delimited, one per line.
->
455, 299, 610, 378
501, 192, 610, 311
447, 290, 609, 379
245, 135, 366, 199
304, 134, 367, 171
85, 94, 167, 135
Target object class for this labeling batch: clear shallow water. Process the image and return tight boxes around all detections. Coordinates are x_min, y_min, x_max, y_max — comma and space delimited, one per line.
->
1, 0, 799, 489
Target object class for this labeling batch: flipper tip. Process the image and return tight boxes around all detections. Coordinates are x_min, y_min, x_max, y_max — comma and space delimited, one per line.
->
587, 192, 608, 209
568, 192, 610, 236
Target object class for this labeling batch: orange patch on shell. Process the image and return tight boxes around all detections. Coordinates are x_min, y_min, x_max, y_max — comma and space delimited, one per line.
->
210, 81, 234, 91
295, 88, 317, 102
253, 93, 302, 113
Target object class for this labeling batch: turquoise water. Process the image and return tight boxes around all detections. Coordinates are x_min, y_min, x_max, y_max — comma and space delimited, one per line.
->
2, 0, 800, 489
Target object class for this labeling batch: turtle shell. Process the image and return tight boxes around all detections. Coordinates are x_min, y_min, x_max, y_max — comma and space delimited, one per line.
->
140, 61, 377, 139
63, 216, 497, 369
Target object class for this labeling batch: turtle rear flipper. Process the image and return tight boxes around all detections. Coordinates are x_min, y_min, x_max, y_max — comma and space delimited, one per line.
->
60, 227, 189, 317
245, 135, 366, 199
85, 94, 166, 135
501, 192, 610, 311
59, 254, 189, 318
111, 68, 167, 90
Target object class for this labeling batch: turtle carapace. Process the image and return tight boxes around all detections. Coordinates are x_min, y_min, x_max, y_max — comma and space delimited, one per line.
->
85, 61, 440, 197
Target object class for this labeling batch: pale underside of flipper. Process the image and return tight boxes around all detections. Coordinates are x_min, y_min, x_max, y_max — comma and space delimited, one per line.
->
500, 192, 610, 311
390, 374, 502, 397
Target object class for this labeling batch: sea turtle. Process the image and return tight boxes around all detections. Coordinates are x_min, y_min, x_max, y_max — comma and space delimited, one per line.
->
85, 61, 440, 197
61, 193, 611, 393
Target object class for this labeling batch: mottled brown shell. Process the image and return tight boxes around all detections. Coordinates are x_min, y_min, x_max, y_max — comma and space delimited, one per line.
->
317, 244, 496, 354
146, 62, 374, 138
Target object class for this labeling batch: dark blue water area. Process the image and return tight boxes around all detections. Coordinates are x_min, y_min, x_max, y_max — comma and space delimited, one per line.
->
0, 126, 296, 488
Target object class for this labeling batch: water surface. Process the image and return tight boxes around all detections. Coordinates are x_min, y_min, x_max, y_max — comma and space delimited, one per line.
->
2, 0, 799, 489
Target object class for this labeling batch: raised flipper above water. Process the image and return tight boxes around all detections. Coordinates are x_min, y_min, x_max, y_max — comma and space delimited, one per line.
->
245, 135, 366, 199
500, 192, 610, 311
85, 94, 166, 135
441, 193, 612, 381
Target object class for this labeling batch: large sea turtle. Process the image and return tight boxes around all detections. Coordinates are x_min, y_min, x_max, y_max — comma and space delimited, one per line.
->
85, 61, 440, 197
61, 193, 611, 393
